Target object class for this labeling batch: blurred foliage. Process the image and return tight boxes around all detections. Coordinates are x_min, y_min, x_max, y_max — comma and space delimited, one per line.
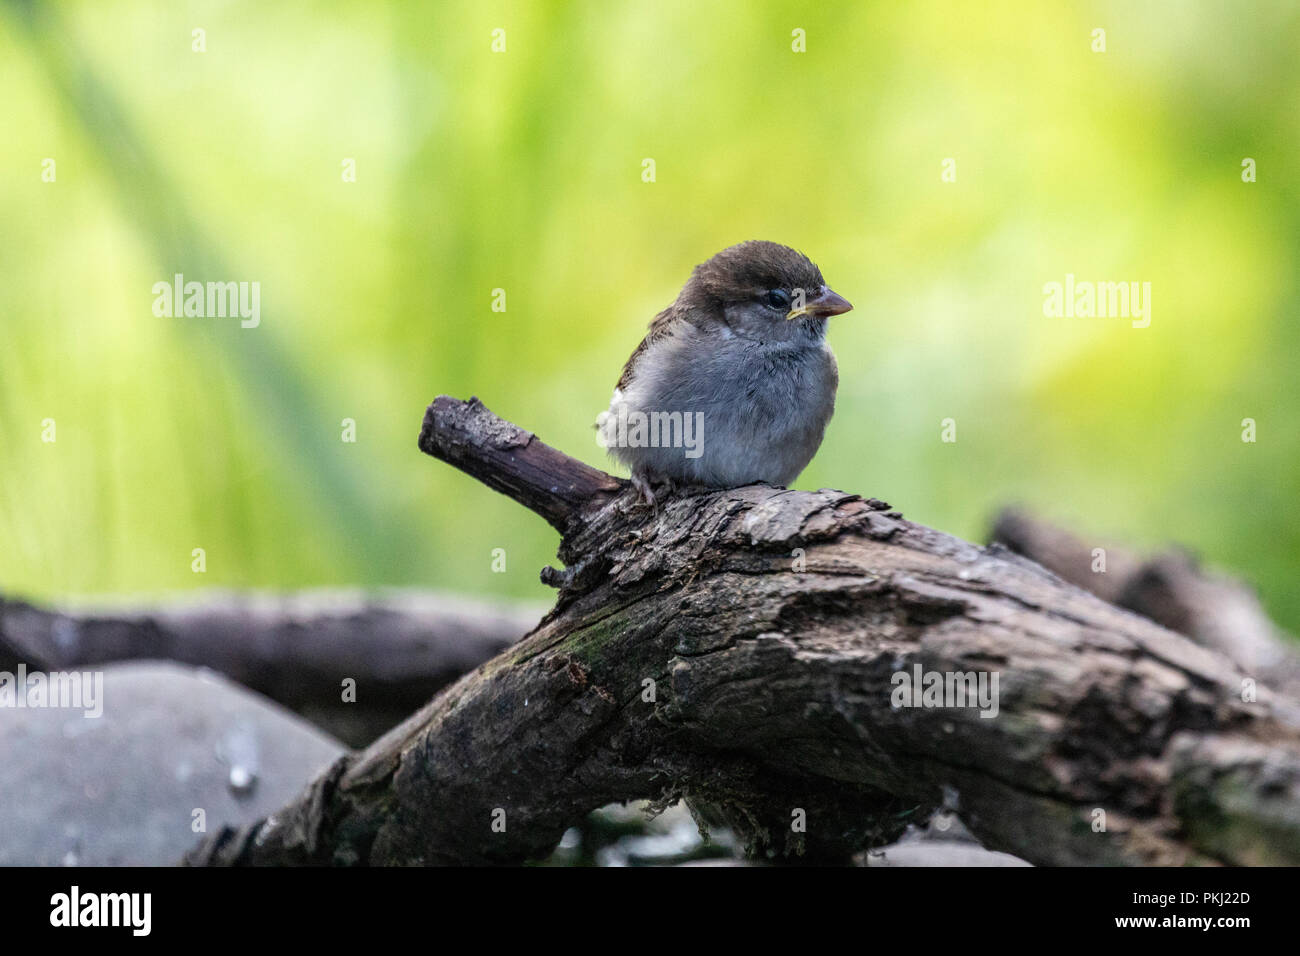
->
1, 1, 1297, 631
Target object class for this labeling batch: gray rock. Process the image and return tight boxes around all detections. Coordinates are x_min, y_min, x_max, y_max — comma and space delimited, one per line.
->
0, 661, 344, 865
863, 843, 1032, 866
857, 807, 1031, 866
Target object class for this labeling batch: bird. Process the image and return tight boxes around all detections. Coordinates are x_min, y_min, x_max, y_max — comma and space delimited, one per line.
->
597, 240, 853, 505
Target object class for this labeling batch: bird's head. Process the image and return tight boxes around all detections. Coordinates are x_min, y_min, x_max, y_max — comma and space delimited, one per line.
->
678, 240, 853, 340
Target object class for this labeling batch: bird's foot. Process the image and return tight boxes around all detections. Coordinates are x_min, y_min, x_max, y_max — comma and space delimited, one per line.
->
628, 472, 658, 511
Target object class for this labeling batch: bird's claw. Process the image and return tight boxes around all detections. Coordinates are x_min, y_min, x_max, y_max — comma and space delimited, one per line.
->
630, 472, 658, 510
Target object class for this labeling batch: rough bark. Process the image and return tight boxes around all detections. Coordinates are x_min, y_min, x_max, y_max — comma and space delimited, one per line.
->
187, 397, 1300, 866
0, 589, 539, 746
991, 507, 1300, 702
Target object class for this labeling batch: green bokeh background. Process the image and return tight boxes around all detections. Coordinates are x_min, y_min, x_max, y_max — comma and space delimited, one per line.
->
2, 1, 1297, 630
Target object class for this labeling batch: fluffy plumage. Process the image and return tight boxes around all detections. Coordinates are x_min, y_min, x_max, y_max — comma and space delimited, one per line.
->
598, 241, 852, 501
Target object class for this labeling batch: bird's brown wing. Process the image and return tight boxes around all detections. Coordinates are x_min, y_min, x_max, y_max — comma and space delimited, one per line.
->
616, 305, 682, 391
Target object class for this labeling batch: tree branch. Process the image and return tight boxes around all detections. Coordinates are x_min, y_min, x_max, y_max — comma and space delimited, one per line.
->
187, 397, 1300, 865
991, 507, 1300, 700
418, 395, 622, 532
0, 589, 538, 746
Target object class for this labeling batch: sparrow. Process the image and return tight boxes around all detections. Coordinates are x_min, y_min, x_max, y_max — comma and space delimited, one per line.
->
597, 241, 853, 505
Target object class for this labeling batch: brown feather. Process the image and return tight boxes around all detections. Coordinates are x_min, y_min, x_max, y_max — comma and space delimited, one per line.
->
617, 242, 825, 390
616, 304, 686, 390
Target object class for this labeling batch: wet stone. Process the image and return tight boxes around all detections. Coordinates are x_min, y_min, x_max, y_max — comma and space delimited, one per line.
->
0, 661, 344, 865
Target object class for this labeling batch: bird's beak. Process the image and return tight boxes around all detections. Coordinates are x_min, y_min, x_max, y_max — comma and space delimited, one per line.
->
786, 287, 854, 320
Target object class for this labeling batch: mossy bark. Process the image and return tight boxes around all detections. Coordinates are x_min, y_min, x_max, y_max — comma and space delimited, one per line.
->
186, 398, 1300, 866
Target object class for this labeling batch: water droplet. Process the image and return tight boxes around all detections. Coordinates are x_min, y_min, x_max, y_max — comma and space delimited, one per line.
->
229, 765, 254, 794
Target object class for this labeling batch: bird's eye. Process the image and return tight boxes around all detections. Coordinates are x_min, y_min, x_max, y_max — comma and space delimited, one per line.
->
765, 289, 791, 310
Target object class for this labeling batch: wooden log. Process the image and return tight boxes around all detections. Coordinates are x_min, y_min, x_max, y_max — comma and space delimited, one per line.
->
991, 507, 1300, 701
186, 397, 1300, 865
0, 589, 538, 746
